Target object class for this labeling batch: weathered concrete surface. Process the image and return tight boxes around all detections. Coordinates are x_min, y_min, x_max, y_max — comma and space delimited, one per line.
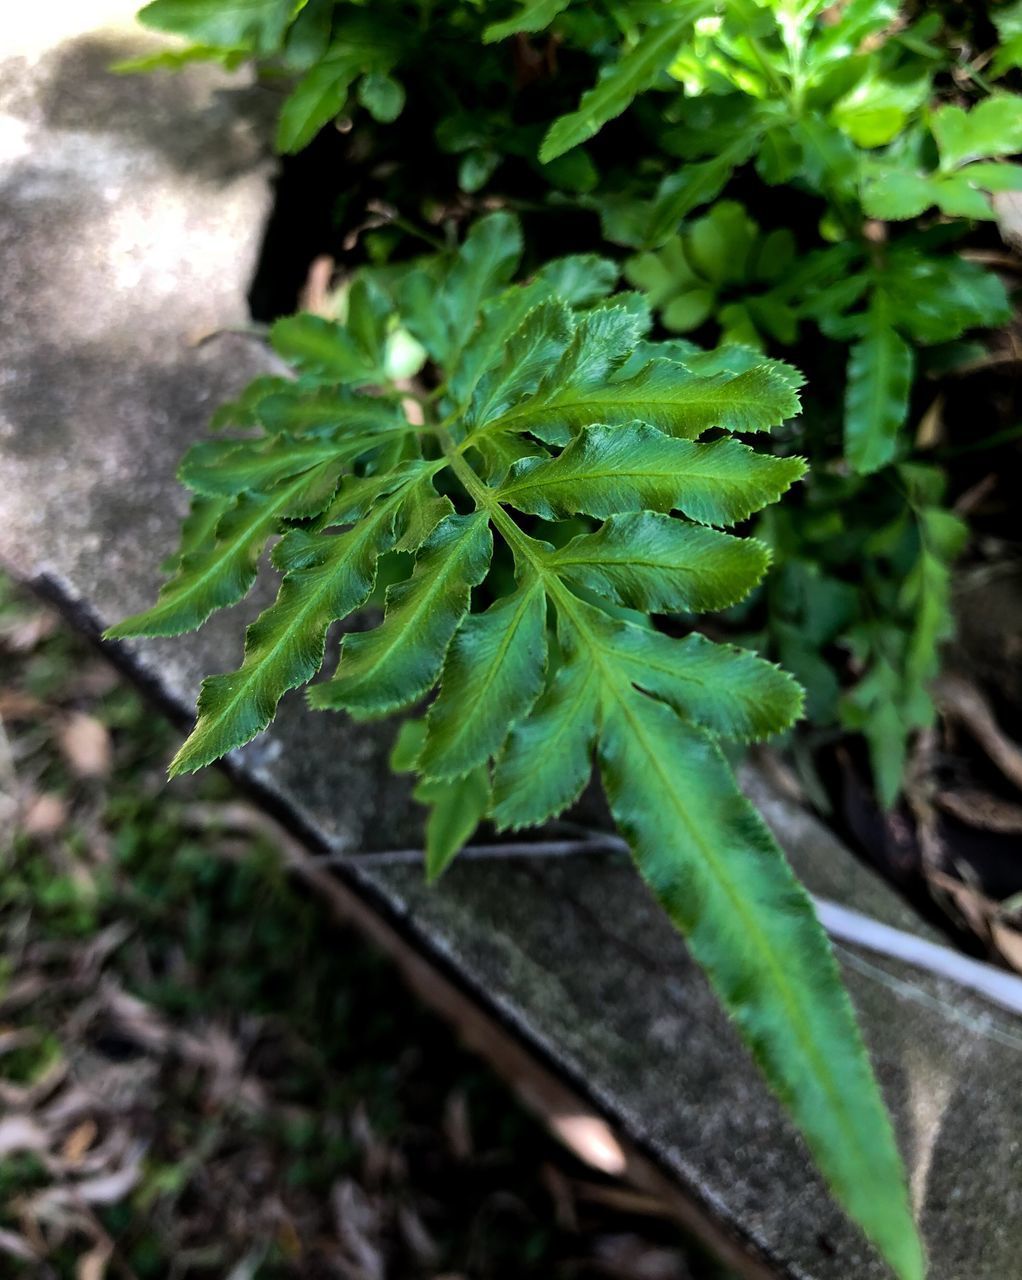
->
2, 8, 1021, 1279
0, 2, 421, 854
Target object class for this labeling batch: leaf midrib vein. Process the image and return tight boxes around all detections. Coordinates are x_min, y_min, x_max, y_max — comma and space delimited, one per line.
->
425, 578, 541, 768
331, 516, 488, 696
445, 445, 875, 1180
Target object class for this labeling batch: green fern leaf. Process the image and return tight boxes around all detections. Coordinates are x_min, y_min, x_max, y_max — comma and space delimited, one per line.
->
178, 433, 389, 498
578, 602, 804, 741
270, 313, 384, 386
439, 212, 523, 361
169, 467, 433, 774
418, 575, 549, 779
499, 423, 806, 525
467, 300, 576, 426
250, 387, 402, 436
637, 141, 759, 248
486, 342, 800, 443
471, 305, 643, 432
417, 766, 491, 881
596, 688, 923, 1280
539, 8, 709, 162
448, 286, 555, 411
392, 488, 457, 553
448, 256, 619, 413
119, 215, 923, 1278
844, 300, 914, 475
491, 650, 598, 829
532, 255, 620, 306
546, 512, 771, 613
209, 375, 291, 430
107, 460, 344, 639
310, 512, 492, 717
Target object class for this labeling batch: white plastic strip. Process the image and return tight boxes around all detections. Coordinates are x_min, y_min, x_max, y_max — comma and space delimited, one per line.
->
350, 839, 1022, 1020
812, 896, 1022, 1018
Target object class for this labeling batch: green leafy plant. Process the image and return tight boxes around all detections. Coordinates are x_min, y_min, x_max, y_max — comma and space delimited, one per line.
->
115, 2, 1022, 1272
756, 460, 969, 806
111, 211, 923, 1279
624, 201, 799, 346
129, 0, 1022, 807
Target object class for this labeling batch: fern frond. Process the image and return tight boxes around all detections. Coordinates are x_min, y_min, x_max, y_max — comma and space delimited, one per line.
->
113, 211, 921, 1280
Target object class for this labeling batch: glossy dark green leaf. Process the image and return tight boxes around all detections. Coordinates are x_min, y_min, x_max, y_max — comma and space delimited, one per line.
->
548, 512, 771, 613
276, 55, 360, 153
500, 423, 806, 525
540, 7, 711, 162
310, 512, 492, 717
418, 575, 548, 779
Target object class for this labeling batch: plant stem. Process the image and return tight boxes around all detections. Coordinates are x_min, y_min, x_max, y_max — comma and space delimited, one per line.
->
435, 426, 611, 649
